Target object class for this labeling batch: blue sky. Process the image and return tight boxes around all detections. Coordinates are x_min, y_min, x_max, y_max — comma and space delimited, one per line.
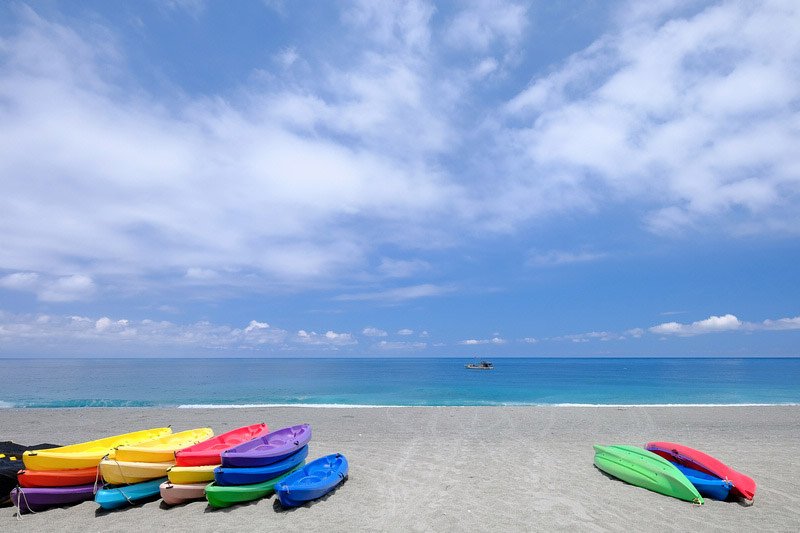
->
1, 0, 799, 358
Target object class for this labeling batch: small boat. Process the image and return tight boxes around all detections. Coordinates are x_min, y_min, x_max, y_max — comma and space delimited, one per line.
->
646, 441, 756, 500
22, 428, 172, 471
274, 453, 348, 508
99, 458, 176, 485
12, 484, 96, 513
672, 462, 733, 500
205, 464, 303, 508
175, 423, 270, 467
215, 445, 308, 486
167, 464, 218, 484
18, 466, 100, 488
159, 481, 208, 505
221, 425, 311, 468
114, 428, 214, 463
95, 477, 167, 510
593, 445, 703, 504
465, 360, 493, 369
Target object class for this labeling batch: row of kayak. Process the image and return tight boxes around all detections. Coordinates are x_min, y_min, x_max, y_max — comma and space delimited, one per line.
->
593, 441, 756, 504
8, 423, 348, 513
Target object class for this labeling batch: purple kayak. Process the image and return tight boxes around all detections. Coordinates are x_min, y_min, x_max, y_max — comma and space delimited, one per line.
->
221, 424, 311, 468
12, 483, 96, 513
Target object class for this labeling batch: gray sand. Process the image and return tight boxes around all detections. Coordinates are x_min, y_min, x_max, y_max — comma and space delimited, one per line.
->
2, 406, 799, 532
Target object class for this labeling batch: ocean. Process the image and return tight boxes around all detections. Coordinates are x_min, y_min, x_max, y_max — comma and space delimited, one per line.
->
1, 357, 798, 408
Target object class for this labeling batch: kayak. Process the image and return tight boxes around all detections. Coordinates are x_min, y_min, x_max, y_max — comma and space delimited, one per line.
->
646, 441, 756, 500
18, 466, 100, 488
95, 477, 167, 510
274, 453, 348, 508
99, 458, 175, 485
221, 425, 311, 468
672, 462, 733, 500
593, 445, 703, 504
168, 464, 217, 484
12, 484, 96, 513
114, 428, 214, 463
159, 481, 209, 505
215, 445, 308, 486
175, 423, 270, 467
205, 464, 303, 508
22, 428, 172, 471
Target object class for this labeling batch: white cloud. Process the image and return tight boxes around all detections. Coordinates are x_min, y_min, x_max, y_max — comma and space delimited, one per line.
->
38, 275, 96, 302
650, 313, 742, 336
378, 258, 430, 278
458, 336, 506, 345
375, 340, 427, 350
444, 1, 528, 52
552, 331, 623, 343
1, 0, 798, 311
336, 284, 454, 302
244, 320, 270, 332
0, 272, 95, 302
761, 317, 800, 331
295, 329, 356, 346
0, 272, 40, 291
362, 327, 387, 337
527, 249, 607, 267
503, 0, 800, 235
275, 47, 298, 68
648, 313, 800, 336
397, 328, 414, 335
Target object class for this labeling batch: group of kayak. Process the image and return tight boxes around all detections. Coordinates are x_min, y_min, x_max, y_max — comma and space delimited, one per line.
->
594, 441, 756, 504
7, 423, 348, 513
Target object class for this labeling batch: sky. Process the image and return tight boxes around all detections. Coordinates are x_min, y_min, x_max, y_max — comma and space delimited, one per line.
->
1, 0, 799, 358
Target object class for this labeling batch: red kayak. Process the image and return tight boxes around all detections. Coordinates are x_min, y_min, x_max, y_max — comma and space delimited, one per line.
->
18, 466, 100, 488
174, 423, 270, 467
646, 442, 756, 500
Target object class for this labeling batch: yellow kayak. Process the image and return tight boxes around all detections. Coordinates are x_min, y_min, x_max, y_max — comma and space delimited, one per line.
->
114, 428, 214, 463
167, 464, 218, 484
22, 428, 172, 471
99, 458, 175, 484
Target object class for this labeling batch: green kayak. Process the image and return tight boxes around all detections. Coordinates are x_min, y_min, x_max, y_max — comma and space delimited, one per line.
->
205, 463, 303, 508
593, 445, 703, 504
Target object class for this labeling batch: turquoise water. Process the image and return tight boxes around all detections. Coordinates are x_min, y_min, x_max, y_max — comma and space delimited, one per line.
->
1, 357, 798, 408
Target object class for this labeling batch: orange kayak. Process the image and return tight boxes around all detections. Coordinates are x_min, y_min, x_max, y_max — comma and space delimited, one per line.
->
18, 467, 101, 488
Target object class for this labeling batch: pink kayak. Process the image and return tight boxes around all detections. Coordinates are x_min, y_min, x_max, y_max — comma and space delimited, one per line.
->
645, 441, 756, 500
159, 481, 208, 505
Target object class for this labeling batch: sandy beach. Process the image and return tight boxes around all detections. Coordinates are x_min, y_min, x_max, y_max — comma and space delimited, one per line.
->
2, 406, 799, 532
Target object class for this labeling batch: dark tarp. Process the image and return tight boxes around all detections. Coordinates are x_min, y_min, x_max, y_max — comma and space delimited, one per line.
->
0, 441, 61, 504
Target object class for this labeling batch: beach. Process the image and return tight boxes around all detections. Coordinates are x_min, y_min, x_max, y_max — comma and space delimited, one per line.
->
2, 405, 799, 532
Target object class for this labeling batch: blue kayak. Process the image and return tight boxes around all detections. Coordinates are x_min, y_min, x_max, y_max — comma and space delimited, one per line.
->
215, 445, 309, 486
274, 453, 348, 508
95, 477, 167, 510
672, 462, 733, 500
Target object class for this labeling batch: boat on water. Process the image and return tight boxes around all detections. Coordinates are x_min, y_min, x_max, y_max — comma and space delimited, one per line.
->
465, 360, 494, 369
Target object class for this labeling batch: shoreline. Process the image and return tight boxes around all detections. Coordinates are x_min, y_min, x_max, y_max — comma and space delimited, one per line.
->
3, 402, 799, 409
2, 405, 799, 531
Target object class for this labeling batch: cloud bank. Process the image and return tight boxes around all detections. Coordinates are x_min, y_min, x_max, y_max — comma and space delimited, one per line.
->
0, 1, 798, 303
